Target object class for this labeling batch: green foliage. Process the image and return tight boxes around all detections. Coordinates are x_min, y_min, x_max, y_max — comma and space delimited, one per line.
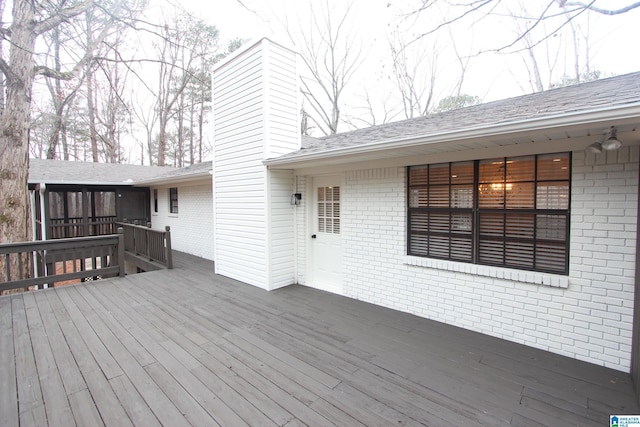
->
550, 71, 603, 88
227, 38, 244, 54
433, 94, 481, 113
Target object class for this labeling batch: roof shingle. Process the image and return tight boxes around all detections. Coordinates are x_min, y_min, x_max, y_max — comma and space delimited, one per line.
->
28, 159, 178, 185
290, 71, 640, 158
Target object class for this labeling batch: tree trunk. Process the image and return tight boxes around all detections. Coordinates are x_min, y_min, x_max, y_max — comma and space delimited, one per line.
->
198, 87, 205, 163
177, 92, 184, 167
0, 0, 35, 282
85, 10, 99, 162
189, 99, 195, 165
0, 0, 6, 116
157, 115, 167, 166
87, 66, 99, 162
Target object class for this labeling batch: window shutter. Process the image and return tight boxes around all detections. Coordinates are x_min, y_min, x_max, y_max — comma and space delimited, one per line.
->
408, 153, 570, 275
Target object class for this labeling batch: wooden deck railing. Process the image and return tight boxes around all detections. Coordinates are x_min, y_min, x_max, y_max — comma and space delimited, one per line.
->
118, 223, 172, 269
49, 216, 149, 238
0, 232, 125, 292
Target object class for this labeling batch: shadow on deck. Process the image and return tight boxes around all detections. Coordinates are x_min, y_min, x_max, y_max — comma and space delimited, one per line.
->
1, 250, 637, 426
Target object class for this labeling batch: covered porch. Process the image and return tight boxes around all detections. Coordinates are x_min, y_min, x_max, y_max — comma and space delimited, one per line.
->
1, 252, 637, 426
27, 158, 177, 241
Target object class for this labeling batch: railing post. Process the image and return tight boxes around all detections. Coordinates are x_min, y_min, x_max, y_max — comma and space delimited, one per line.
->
117, 227, 125, 277
164, 226, 173, 269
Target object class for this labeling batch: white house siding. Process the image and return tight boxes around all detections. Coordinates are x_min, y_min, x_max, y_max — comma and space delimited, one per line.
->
264, 41, 300, 159
213, 39, 299, 289
150, 180, 214, 260
294, 175, 308, 285
297, 146, 638, 372
268, 170, 296, 288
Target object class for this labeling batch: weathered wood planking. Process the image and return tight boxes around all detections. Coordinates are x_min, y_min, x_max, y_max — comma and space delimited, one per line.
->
0, 250, 638, 426
0, 297, 19, 427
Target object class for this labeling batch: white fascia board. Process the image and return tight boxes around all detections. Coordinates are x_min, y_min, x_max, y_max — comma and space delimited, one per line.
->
264, 103, 640, 167
132, 172, 212, 186
26, 179, 137, 186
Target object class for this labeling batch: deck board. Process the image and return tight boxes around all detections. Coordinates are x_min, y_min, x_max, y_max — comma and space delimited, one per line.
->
12, 296, 48, 426
0, 297, 18, 427
22, 293, 75, 427
0, 250, 638, 426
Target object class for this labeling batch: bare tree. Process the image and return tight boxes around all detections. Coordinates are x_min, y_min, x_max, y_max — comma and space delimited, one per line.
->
285, 0, 363, 135
94, 48, 130, 163
499, 1, 601, 92
131, 89, 159, 166
407, 0, 640, 51
343, 87, 401, 128
85, 8, 100, 162
43, 26, 85, 160
153, 13, 220, 166
389, 29, 440, 119
0, 0, 140, 273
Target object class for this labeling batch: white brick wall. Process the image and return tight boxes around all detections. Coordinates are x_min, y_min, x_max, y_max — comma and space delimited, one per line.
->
314, 147, 639, 371
151, 179, 214, 261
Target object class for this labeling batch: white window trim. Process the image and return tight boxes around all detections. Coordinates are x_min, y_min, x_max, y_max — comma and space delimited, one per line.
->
169, 187, 179, 215
404, 255, 569, 288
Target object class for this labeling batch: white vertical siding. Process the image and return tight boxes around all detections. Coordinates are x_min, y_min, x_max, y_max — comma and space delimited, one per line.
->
268, 169, 295, 289
264, 40, 301, 159
213, 42, 267, 288
294, 175, 308, 285
213, 39, 299, 289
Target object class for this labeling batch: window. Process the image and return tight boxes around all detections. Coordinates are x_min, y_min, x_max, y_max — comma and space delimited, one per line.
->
169, 188, 178, 214
408, 153, 570, 274
153, 189, 158, 213
318, 186, 340, 234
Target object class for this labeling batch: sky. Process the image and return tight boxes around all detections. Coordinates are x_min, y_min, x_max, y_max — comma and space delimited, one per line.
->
171, 0, 640, 106
29, 0, 638, 162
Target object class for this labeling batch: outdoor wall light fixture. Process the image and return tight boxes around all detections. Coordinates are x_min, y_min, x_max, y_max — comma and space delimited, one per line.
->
291, 193, 302, 206
602, 126, 623, 150
586, 126, 623, 154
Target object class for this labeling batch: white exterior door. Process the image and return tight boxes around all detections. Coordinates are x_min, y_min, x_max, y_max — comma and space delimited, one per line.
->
309, 176, 343, 295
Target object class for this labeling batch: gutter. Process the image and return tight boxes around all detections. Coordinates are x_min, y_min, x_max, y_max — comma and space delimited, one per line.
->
264, 102, 640, 166
133, 171, 212, 186
26, 179, 139, 186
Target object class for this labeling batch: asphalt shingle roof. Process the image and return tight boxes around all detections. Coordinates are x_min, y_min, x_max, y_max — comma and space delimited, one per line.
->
287, 71, 640, 158
144, 161, 212, 180
28, 159, 179, 185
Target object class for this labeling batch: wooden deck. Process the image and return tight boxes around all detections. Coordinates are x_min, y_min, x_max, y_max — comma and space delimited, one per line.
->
1, 251, 638, 426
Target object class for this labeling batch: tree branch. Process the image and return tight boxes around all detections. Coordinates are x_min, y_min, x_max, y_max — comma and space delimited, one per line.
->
33, 65, 74, 79
34, 1, 95, 36
560, 1, 640, 15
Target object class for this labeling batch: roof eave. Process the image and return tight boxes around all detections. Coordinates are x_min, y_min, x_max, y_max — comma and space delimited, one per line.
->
133, 171, 212, 186
27, 179, 137, 186
264, 102, 640, 167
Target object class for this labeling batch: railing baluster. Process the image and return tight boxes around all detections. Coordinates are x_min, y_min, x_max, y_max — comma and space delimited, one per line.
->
0, 234, 123, 292
18, 254, 23, 280
164, 227, 172, 269
116, 222, 172, 270
5, 253, 11, 281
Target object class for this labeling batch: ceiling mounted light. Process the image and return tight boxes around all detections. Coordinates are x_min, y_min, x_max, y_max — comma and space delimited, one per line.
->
601, 126, 622, 151
586, 142, 602, 154
586, 126, 622, 154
